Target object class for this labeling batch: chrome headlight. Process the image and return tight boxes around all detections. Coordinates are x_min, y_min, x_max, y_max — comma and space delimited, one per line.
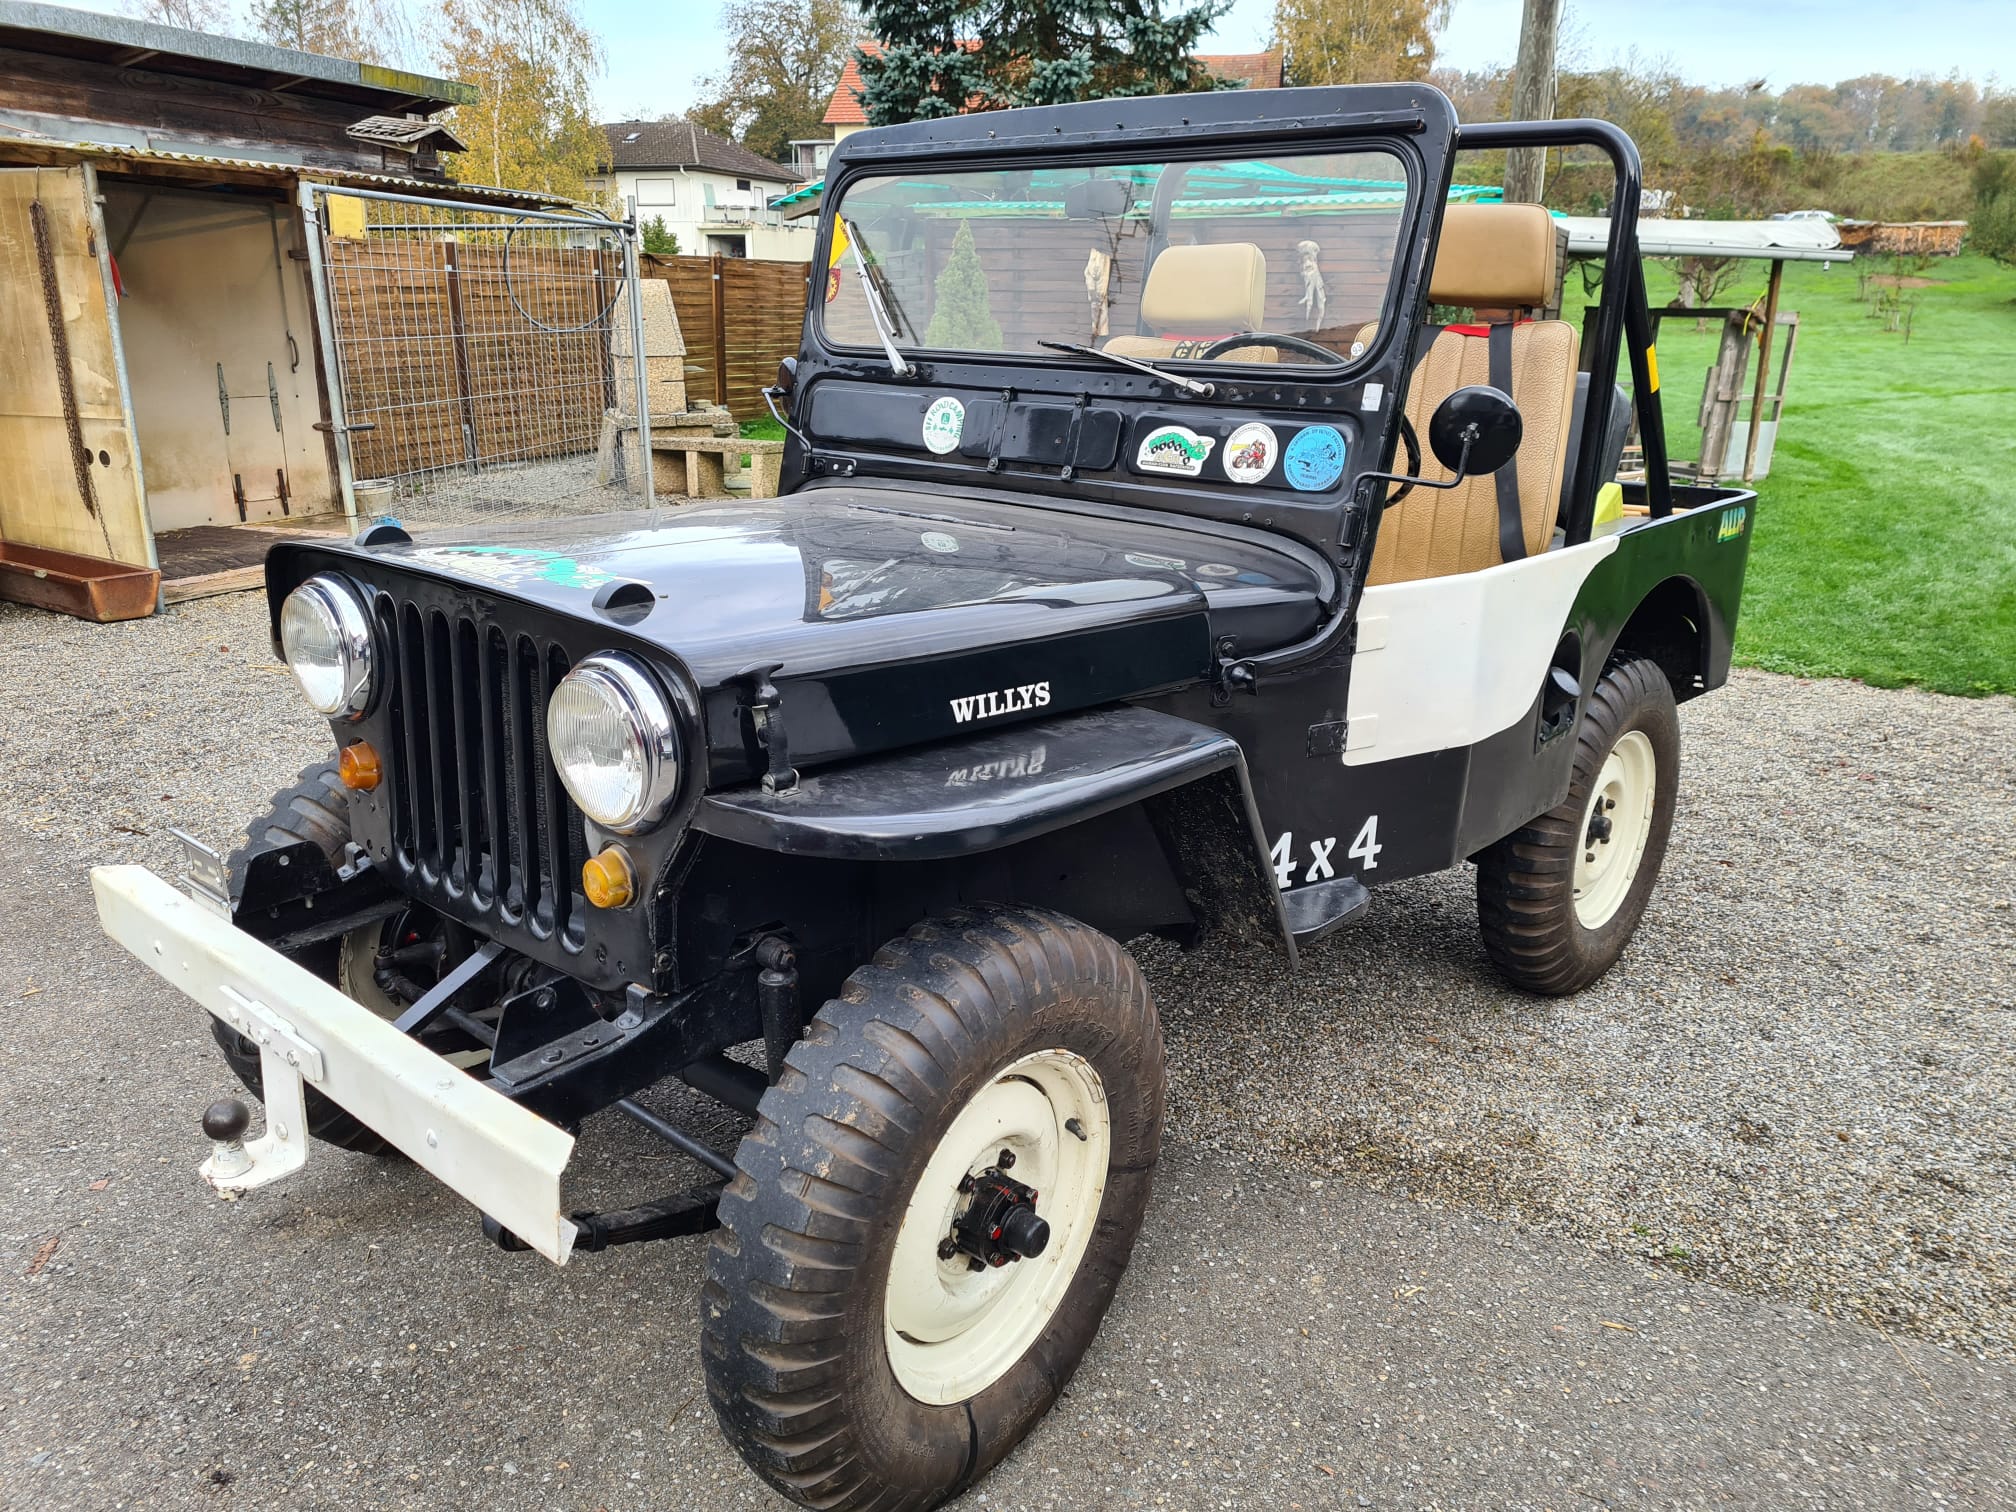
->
547, 653, 681, 832
279, 575, 373, 718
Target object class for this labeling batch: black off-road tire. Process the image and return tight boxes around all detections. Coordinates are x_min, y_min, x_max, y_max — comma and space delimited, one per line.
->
211, 760, 393, 1155
1475, 654, 1681, 996
702, 904, 1165, 1512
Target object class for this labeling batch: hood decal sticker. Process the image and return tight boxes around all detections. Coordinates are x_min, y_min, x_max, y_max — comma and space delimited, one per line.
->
405, 544, 616, 592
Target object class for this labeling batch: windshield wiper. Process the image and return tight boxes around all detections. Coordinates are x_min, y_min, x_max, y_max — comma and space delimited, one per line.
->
1037, 339, 1215, 399
841, 217, 914, 379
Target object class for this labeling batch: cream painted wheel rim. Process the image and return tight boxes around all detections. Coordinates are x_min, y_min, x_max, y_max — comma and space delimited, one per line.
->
1573, 729, 1657, 930
339, 922, 490, 1069
337, 922, 405, 1020
884, 1048, 1111, 1405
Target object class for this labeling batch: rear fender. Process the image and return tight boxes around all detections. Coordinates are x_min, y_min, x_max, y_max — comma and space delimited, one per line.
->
691, 706, 1296, 964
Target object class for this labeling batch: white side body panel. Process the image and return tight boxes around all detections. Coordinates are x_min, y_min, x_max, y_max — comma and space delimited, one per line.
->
1345, 537, 1618, 766
92, 866, 578, 1264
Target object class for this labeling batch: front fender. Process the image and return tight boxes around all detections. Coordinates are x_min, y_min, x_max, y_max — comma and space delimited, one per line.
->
691, 705, 1296, 962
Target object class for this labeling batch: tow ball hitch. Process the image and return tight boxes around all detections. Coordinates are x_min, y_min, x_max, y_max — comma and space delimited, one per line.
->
940, 1163, 1051, 1270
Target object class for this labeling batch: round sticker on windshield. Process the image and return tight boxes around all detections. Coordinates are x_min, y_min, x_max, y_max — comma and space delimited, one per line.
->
921, 396, 965, 455
921, 530, 960, 554
1283, 425, 1347, 492
1223, 423, 1278, 485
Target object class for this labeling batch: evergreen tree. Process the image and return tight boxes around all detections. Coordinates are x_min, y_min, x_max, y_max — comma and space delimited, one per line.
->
924, 221, 1003, 349
855, 0, 1232, 127
641, 216, 681, 257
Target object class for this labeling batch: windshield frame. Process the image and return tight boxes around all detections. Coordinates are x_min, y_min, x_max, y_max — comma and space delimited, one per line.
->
812, 133, 1427, 387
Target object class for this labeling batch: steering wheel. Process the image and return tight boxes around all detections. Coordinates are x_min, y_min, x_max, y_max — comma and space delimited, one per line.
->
1196, 331, 1340, 364
1381, 414, 1422, 506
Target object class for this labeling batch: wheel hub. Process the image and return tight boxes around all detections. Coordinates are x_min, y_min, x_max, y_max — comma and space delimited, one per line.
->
945, 1166, 1051, 1270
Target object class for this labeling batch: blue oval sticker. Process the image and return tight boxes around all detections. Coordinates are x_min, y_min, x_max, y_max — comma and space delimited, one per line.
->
1282, 425, 1347, 492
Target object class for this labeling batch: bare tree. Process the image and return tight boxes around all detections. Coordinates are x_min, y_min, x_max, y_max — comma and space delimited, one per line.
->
122, 0, 233, 32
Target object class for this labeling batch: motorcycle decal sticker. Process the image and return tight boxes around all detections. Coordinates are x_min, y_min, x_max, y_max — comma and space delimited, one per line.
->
921, 530, 960, 554
1222, 422, 1278, 485
921, 396, 966, 455
949, 681, 1051, 725
1282, 424, 1347, 491
1134, 424, 1216, 477
1194, 562, 1238, 578
1124, 551, 1188, 572
1716, 505, 1748, 543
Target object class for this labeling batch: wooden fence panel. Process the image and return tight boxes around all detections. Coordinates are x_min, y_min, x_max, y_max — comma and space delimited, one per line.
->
642, 253, 810, 421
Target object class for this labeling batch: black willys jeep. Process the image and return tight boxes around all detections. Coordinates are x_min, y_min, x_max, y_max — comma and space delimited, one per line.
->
95, 83, 1754, 1510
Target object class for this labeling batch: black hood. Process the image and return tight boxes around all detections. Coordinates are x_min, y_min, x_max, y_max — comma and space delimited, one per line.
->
272, 485, 1324, 780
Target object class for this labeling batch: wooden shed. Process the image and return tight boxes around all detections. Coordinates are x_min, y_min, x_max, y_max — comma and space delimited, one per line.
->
0, 2, 546, 617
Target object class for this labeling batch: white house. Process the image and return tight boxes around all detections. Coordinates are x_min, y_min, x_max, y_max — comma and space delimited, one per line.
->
592, 118, 808, 260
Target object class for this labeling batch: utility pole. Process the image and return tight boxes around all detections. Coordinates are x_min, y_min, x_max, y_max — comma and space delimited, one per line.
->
1504, 0, 1562, 204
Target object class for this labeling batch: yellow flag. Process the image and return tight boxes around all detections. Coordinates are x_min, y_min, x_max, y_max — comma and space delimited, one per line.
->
824, 219, 850, 302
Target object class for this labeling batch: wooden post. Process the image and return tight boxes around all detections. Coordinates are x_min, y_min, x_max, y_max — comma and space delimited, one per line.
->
1504, 0, 1563, 204
1741, 257, 1785, 482
438, 239, 478, 471
715, 257, 730, 410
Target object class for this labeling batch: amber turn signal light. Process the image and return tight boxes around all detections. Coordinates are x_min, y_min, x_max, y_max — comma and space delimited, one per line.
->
582, 845, 635, 909
337, 740, 382, 791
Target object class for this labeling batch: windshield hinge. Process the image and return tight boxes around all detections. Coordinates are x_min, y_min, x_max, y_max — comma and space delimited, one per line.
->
734, 663, 799, 795
1211, 636, 1258, 706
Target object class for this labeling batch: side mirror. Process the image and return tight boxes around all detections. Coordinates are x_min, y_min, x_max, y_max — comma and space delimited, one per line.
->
1063, 177, 1131, 221
773, 356, 797, 394
1428, 385, 1522, 477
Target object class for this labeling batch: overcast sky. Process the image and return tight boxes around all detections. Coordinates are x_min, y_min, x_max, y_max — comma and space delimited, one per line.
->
45, 1, 2012, 123
591, 0, 2007, 122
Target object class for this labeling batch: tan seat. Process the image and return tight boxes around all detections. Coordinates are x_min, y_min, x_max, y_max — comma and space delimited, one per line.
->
1104, 242, 1276, 365
1365, 203, 1578, 586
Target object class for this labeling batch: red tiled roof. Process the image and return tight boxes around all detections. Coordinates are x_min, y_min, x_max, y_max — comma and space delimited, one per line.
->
823, 43, 875, 126
1197, 51, 1284, 90
822, 42, 1281, 127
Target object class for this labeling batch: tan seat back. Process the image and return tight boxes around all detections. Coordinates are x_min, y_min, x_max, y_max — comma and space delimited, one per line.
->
1104, 242, 1277, 364
1366, 204, 1577, 586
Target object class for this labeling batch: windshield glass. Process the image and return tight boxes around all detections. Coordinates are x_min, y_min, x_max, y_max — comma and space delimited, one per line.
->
822, 148, 1422, 369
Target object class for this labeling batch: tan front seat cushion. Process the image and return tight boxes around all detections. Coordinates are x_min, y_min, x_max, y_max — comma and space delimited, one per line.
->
1364, 318, 1580, 585
1104, 241, 1277, 363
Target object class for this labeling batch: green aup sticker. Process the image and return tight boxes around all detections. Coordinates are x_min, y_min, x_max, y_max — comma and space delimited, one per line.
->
1716, 506, 1748, 543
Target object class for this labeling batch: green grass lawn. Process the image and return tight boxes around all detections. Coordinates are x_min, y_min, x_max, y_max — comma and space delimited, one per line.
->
1574, 254, 2016, 697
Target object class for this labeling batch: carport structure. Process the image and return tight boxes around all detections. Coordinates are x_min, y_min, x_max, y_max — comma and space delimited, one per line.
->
1554, 214, 1854, 483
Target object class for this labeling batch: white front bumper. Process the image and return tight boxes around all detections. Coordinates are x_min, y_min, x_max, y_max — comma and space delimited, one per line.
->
92, 865, 578, 1263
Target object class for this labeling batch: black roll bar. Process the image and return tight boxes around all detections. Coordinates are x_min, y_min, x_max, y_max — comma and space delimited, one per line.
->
1455, 118, 1674, 532
1247, 114, 1674, 682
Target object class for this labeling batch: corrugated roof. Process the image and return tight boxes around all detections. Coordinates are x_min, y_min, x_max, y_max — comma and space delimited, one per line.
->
0, 0, 475, 111
823, 41, 1282, 126
1558, 215, 1854, 262
600, 118, 802, 183
0, 131, 574, 207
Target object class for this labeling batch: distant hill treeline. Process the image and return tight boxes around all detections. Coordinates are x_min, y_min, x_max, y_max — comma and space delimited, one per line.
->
1437, 64, 2013, 221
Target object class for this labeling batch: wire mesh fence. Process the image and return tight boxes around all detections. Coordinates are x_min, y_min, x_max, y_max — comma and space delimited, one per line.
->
303, 186, 651, 532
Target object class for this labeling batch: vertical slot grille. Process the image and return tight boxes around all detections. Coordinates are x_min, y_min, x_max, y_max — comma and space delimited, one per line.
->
374, 590, 579, 944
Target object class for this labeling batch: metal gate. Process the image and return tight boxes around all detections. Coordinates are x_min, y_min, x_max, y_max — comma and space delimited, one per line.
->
300, 183, 651, 530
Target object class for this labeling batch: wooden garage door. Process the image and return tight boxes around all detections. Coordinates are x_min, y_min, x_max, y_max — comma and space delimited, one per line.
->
0, 164, 151, 565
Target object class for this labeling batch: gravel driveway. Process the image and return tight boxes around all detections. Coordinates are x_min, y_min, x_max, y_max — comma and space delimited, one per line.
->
1, 588, 2011, 1382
